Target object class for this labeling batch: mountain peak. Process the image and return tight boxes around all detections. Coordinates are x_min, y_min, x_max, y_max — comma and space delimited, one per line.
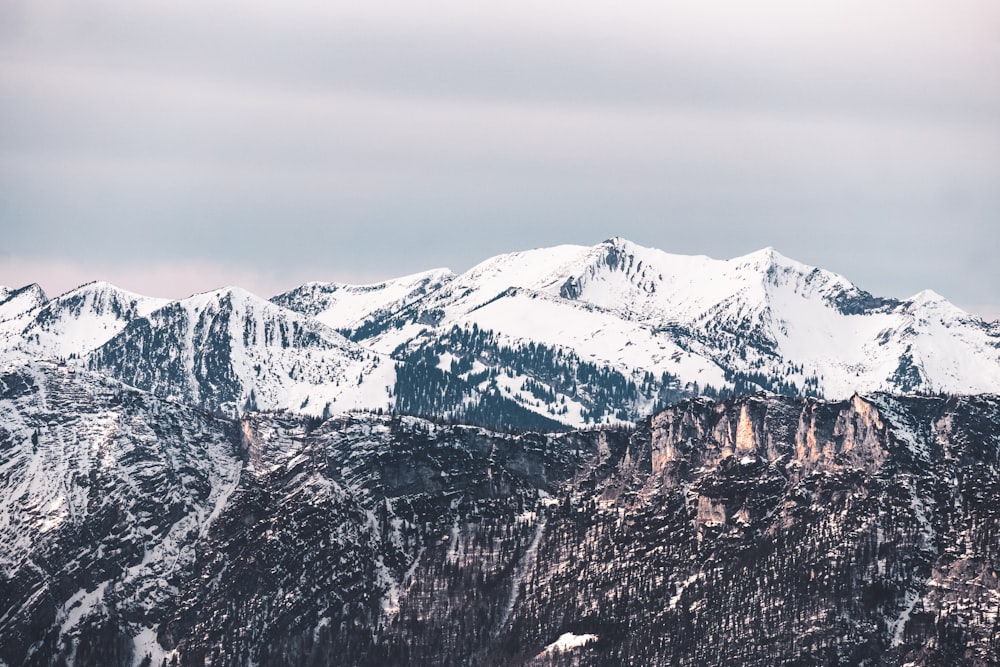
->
177, 285, 263, 312
902, 288, 971, 323
0, 284, 48, 333
1, 280, 168, 361
58, 280, 165, 309
597, 236, 653, 258
600, 235, 630, 248
273, 268, 457, 330
909, 288, 946, 304
0, 283, 47, 308
733, 246, 794, 271
69, 279, 131, 295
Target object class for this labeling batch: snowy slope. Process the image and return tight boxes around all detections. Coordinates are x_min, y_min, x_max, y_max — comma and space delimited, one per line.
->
88, 286, 396, 417
0, 284, 47, 325
681, 248, 1000, 397
272, 268, 455, 332
0, 281, 168, 362
330, 238, 1000, 424
0, 284, 48, 344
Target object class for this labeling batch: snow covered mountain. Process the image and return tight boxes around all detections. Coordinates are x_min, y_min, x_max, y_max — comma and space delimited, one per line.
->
0, 281, 167, 361
0, 360, 243, 666
0, 283, 47, 325
87, 286, 396, 417
4, 238, 999, 430
3, 239, 1000, 666
271, 268, 454, 332
278, 238, 998, 427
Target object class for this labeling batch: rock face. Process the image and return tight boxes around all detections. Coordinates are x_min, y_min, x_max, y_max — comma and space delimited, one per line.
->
0, 362, 242, 667
1, 360, 998, 666
649, 393, 891, 475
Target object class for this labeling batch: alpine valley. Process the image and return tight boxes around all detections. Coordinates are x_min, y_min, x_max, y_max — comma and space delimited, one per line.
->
1, 238, 998, 666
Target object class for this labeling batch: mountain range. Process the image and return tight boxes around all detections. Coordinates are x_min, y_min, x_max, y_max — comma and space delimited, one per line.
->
2, 238, 998, 430
2, 238, 1000, 666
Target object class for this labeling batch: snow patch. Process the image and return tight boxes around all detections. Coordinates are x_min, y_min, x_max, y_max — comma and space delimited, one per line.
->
132, 626, 174, 667
541, 632, 598, 654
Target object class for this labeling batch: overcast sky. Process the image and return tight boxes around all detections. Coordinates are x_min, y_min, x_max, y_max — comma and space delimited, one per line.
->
1, 0, 998, 317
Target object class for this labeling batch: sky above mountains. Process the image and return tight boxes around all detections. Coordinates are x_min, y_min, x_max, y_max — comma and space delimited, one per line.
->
1, 0, 998, 318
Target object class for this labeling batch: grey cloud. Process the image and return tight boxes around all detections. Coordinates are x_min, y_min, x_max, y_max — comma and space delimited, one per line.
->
0, 0, 998, 314
4, 0, 999, 120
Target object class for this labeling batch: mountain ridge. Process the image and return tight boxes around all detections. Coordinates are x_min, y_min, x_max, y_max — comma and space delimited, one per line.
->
2, 239, 998, 430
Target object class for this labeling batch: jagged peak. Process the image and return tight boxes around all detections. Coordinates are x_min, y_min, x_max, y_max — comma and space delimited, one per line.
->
0, 282, 47, 305
595, 236, 680, 260
31, 281, 167, 325
599, 236, 635, 251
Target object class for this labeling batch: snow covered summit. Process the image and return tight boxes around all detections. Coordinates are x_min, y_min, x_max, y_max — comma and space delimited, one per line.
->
4, 238, 998, 429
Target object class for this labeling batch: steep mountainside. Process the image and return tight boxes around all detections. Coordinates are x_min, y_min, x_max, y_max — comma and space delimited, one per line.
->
2, 360, 997, 666
0, 361, 242, 667
0, 282, 168, 362
0, 285, 48, 329
86, 287, 395, 417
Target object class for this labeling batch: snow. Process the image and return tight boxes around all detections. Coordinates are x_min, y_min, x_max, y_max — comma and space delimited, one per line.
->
0, 284, 46, 326
457, 289, 714, 376
340, 238, 999, 420
1, 281, 168, 361
889, 588, 921, 647
132, 627, 174, 667
429, 239, 1000, 401
435, 244, 594, 319
98, 286, 398, 417
0, 360, 248, 658
58, 581, 109, 641
275, 268, 455, 331
541, 632, 598, 653
497, 515, 546, 632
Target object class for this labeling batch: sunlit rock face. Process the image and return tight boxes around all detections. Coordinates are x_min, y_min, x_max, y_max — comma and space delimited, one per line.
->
650, 393, 892, 478
1, 361, 998, 666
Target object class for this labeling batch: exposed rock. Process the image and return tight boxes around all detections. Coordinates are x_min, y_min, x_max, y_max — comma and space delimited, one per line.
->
1, 361, 998, 666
